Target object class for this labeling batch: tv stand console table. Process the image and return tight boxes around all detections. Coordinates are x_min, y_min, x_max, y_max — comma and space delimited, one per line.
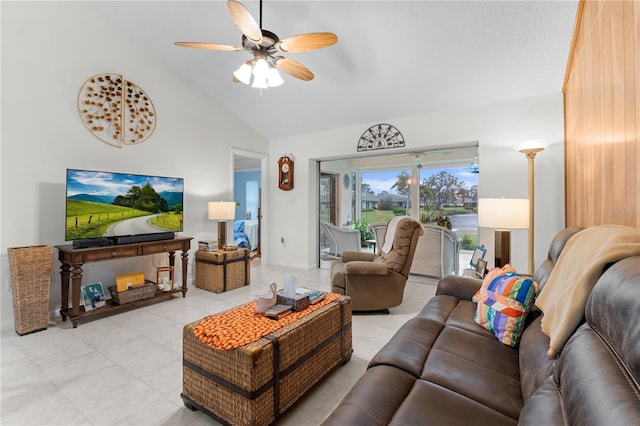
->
56, 236, 192, 328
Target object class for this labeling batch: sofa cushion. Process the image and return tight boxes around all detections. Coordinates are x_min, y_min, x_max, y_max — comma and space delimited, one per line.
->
517, 376, 564, 426
520, 256, 640, 426
390, 379, 518, 426
473, 269, 537, 347
584, 256, 640, 382
518, 316, 555, 401
321, 364, 417, 425
369, 295, 523, 422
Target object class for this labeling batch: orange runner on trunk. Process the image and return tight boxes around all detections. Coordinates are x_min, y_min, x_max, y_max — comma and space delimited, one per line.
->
193, 292, 340, 350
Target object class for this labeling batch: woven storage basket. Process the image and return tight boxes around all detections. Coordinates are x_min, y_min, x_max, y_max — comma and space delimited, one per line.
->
182, 296, 352, 425
108, 280, 157, 305
194, 248, 250, 293
8, 245, 54, 335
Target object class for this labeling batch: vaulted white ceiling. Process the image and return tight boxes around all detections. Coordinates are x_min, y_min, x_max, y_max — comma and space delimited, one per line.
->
90, 1, 578, 140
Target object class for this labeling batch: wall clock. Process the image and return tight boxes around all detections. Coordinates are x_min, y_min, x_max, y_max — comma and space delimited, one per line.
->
278, 156, 294, 190
78, 73, 156, 148
357, 123, 405, 152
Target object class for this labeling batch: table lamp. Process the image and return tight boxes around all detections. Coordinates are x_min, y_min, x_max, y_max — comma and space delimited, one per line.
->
208, 201, 236, 249
478, 198, 529, 268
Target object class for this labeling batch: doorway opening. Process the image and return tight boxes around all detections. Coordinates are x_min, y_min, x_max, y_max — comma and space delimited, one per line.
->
233, 149, 267, 263
318, 145, 479, 270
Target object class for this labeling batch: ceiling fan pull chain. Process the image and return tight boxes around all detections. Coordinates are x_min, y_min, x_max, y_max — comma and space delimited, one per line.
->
259, 0, 263, 28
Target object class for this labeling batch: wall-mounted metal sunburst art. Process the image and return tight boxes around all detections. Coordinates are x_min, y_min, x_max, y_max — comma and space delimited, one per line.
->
357, 123, 405, 152
78, 73, 156, 148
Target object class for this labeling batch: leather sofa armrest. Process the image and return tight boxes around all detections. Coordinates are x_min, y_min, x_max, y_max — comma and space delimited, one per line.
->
436, 274, 482, 300
341, 251, 376, 262
344, 261, 389, 276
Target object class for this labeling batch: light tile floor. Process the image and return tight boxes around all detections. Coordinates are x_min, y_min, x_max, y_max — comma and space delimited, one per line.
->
1, 264, 438, 426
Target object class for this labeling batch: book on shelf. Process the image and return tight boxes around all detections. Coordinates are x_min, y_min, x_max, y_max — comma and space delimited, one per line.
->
296, 287, 326, 305
265, 304, 293, 320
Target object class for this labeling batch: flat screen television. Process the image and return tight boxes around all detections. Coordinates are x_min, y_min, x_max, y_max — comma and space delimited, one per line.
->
65, 169, 184, 243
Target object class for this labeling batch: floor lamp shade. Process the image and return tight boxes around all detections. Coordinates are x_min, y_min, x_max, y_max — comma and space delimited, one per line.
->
478, 198, 529, 268
208, 201, 236, 249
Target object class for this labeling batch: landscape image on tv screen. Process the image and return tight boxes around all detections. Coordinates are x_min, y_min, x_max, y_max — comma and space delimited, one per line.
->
66, 169, 184, 241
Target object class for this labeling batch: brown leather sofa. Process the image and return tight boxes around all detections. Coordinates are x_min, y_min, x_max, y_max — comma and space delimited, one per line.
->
323, 227, 640, 425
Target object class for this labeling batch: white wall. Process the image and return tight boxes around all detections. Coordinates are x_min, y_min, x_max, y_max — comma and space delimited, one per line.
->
0, 2, 267, 331
0, 2, 567, 332
267, 93, 565, 272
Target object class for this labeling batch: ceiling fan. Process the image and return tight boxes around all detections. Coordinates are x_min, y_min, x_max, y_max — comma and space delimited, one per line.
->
175, 0, 338, 88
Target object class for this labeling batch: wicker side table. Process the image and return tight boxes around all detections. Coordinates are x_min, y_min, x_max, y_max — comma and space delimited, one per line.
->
194, 248, 250, 293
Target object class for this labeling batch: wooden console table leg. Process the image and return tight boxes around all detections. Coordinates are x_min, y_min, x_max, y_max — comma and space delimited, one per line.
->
181, 250, 189, 297
70, 264, 83, 328
60, 263, 71, 321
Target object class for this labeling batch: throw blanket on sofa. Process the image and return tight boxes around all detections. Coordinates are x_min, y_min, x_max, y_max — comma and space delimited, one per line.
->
535, 224, 640, 357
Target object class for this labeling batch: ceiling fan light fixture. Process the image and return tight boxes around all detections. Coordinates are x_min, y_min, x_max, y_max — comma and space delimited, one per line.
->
267, 66, 284, 87
176, 0, 337, 87
233, 61, 252, 85
251, 75, 269, 89
252, 58, 269, 79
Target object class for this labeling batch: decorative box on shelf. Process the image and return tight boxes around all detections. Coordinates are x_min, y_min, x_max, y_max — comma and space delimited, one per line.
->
194, 248, 250, 293
108, 280, 157, 305
115, 272, 145, 292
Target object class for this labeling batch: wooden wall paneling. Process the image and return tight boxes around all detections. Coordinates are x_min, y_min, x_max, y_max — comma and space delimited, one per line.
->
610, 1, 626, 226
601, 2, 615, 226
563, 0, 639, 230
623, 1, 640, 228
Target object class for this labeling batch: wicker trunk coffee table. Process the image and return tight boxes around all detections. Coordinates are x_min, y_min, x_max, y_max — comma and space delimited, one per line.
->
181, 294, 352, 425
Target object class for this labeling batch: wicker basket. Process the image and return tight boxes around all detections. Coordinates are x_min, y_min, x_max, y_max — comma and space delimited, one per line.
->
108, 280, 157, 305
7, 245, 54, 335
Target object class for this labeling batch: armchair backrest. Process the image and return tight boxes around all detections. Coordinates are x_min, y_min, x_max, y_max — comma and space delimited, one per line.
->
378, 217, 424, 277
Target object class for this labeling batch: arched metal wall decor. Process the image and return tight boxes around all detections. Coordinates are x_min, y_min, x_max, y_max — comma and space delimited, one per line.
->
357, 123, 405, 152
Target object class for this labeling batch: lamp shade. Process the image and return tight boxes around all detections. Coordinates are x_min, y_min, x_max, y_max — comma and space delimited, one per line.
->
208, 201, 236, 220
513, 139, 551, 153
478, 198, 529, 229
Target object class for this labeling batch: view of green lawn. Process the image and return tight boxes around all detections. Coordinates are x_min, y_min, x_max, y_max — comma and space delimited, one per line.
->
356, 207, 478, 250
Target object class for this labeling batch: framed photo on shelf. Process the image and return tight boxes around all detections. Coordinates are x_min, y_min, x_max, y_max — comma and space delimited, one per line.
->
469, 245, 487, 269
81, 282, 107, 311
475, 259, 488, 279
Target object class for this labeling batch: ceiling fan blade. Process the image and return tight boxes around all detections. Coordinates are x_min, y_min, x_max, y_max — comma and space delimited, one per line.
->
275, 57, 314, 81
174, 42, 242, 51
227, 0, 262, 44
276, 32, 338, 53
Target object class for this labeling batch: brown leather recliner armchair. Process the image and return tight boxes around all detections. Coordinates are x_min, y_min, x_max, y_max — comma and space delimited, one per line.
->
330, 216, 424, 311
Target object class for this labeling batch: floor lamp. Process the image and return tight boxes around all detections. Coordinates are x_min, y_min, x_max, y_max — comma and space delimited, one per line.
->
208, 201, 236, 249
515, 141, 548, 275
478, 198, 529, 269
